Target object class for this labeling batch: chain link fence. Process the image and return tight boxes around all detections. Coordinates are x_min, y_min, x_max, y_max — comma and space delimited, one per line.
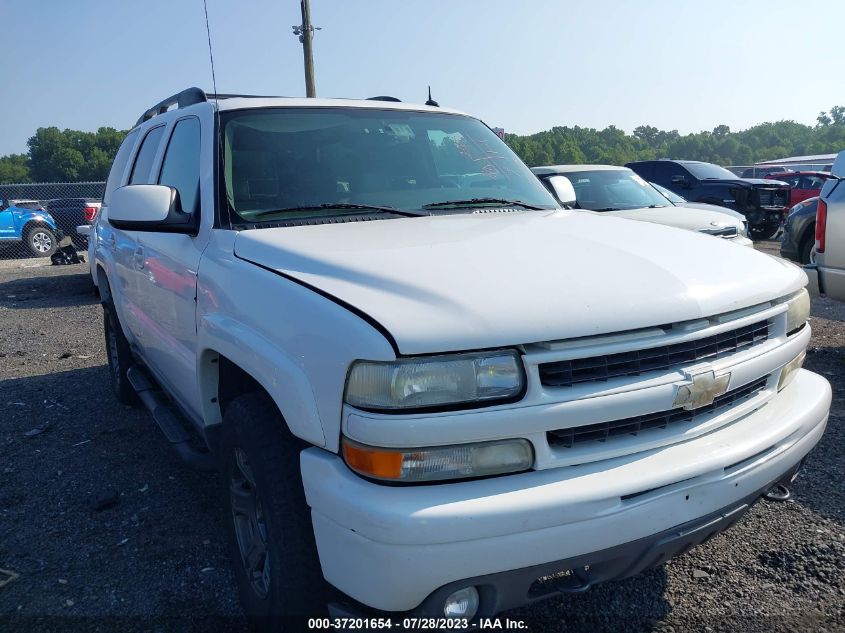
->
0, 181, 105, 264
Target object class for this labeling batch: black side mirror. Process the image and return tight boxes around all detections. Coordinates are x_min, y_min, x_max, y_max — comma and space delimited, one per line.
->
671, 175, 690, 188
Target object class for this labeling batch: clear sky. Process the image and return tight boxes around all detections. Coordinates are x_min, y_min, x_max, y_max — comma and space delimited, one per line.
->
2, 0, 844, 156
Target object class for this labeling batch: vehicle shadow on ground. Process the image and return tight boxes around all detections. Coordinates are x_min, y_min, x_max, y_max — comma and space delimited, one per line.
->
506, 567, 671, 631
790, 349, 845, 524
0, 270, 98, 310
811, 296, 845, 325
0, 365, 246, 627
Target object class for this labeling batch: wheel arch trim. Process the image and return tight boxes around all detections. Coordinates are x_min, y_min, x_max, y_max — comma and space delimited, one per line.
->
197, 315, 327, 448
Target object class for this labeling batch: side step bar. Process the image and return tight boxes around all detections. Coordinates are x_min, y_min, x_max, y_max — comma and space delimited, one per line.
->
127, 366, 217, 472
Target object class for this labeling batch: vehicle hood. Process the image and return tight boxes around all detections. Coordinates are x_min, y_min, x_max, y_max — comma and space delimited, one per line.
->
678, 201, 746, 221
703, 178, 789, 188
602, 206, 742, 232
233, 212, 805, 355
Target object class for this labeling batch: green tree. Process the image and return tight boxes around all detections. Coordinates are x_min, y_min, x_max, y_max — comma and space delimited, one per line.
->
26, 126, 127, 182
0, 154, 31, 183
506, 106, 845, 168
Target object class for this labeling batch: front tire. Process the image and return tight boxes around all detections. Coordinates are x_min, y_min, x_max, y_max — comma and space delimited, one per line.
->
24, 224, 57, 257
748, 223, 779, 241
221, 392, 328, 631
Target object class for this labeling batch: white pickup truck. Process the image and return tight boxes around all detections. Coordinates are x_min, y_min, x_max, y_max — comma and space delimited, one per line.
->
90, 88, 830, 629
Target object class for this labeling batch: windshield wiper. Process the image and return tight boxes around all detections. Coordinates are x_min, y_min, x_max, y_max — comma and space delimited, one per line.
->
422, 197, 545, 210
252, 203, 426, 219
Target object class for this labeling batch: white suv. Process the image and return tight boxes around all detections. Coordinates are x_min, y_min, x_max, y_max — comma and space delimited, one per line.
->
90, 88, 830, 628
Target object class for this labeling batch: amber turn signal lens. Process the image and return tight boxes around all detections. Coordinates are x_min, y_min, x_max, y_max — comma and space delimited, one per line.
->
342, 441, 404, 479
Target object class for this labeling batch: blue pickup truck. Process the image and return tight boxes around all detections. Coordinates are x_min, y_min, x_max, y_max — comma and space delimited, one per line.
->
0, 199, 61, 257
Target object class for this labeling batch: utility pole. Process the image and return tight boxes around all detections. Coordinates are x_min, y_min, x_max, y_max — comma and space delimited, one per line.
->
293, 0, 318, 97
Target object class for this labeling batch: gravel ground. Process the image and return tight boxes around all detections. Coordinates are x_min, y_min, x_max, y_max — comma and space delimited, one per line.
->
0, 242, 843, 633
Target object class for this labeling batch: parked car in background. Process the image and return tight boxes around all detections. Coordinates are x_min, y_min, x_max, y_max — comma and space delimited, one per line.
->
627, 159, 791, 240
44, 198, 101, 247
809, 152, 845, 301
532, 165, 751, 246
765, 171, 832, 208
741, 166, 793, 179
650, 181, 749, 227
0, 198, 61, 257
780, 197, 818, 265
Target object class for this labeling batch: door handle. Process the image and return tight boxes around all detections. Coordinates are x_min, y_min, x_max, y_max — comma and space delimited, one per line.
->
107, 233, 116, 249
133, 246, 145, 270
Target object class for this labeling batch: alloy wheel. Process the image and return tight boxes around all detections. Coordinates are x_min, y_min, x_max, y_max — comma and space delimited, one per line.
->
230, 448, 271, 599
32, 231, 53, 253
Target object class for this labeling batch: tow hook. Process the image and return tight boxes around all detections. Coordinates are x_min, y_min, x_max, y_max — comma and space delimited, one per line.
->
764, 484, 791, 502
764, 460, 804, 503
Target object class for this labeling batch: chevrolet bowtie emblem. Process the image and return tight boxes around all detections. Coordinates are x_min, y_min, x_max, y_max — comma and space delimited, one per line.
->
673, 370, 731, 410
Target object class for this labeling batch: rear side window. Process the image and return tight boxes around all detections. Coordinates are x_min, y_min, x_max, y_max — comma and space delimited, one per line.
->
630, 162, 654, 180
129, 126, 166, 184
103, 129, 139, 205
158, 118, 201, 215
655, 162, 688, 183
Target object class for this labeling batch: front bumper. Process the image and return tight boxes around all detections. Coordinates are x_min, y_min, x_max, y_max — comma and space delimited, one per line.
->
302, 369, 830, 614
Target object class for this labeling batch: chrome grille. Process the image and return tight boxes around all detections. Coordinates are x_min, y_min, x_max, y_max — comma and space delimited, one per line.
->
757, 188, 789, 207
547, 376, 769, 449
539, 320, 770, 388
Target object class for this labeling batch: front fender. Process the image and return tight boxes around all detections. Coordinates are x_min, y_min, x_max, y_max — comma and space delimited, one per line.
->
196, 243, 397, 453
198, 315, 327, 447
18, 211, 60, 235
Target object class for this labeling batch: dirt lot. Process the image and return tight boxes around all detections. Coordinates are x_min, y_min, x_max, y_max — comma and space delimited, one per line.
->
1, 242, 843, 633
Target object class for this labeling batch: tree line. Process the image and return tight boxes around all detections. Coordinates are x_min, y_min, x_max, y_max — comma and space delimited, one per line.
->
1, 107, 845, 184
0, 127, 127, 184
505, 107, 845, 167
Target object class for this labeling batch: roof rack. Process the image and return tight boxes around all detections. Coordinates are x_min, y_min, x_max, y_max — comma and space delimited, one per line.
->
134, 88, 287, 126
135, 87, 207, 126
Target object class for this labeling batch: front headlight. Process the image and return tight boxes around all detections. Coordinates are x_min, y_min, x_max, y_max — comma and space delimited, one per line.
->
344, 350, 525, 411
784, 288, 810, 335
342, 437, 534, 482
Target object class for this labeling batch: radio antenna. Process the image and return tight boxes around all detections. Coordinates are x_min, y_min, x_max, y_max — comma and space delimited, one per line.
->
202, 0, 230, 227
202, 0, 219, 102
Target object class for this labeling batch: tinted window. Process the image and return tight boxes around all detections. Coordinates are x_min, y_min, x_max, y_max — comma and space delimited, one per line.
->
564, 169, 671, 211
682, 162, 737, 180
129, 126, 165, 184
801, 175, 826, 189
158, 118, 201, 215
629, 162, 654, 180
654, 162, 687, 182
103, 129, 139, 205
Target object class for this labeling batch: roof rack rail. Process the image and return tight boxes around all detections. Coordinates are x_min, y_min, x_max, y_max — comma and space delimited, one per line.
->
206, 93, 283, 100
367, 95, 402, 102
135, 89, 292, 126
135, 87, 208, 126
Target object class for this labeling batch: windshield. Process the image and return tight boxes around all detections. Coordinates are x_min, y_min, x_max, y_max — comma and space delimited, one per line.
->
221, 108, 558, 223
683, 162, 737, 180
650, 181, 686, 204
562, 169, 671, 211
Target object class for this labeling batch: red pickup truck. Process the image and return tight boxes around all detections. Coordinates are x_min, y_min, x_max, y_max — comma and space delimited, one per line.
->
766, 171, 833, 208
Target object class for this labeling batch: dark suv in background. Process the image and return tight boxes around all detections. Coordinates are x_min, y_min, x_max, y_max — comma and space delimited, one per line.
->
626, 159, 791, 240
